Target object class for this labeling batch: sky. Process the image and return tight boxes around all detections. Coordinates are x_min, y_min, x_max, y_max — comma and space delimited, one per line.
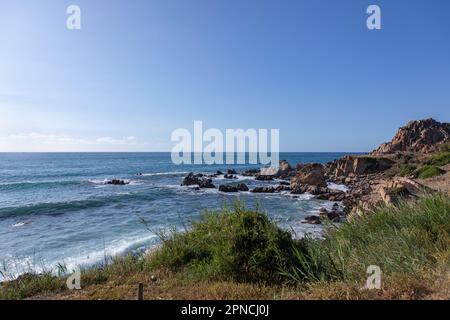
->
0, 0, 449, 152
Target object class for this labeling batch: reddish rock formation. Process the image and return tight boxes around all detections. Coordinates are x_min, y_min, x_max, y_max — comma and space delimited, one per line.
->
328, 156, 394, 178
372, 118, 450, 155
291, 163, 327, 188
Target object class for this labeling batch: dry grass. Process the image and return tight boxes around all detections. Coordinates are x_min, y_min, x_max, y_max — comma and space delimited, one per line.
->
4, 194, 449, 301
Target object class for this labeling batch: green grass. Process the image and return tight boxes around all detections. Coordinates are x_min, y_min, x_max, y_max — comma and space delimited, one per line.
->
2, 195, 449, 299
417, 165, 445, 179
428, 151, 450, 167
0, 272, 63, 300
283, 194, 450, 285
398, 164, 416, 177
439, 142, 450, 153
149, 202, 299, 283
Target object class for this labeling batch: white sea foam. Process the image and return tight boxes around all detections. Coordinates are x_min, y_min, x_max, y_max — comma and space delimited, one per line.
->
61, 234, 159, 272
327, 182, 349, 192
0, 234, 159, 282
12, 221, 30, 228
88, 179, 142, 187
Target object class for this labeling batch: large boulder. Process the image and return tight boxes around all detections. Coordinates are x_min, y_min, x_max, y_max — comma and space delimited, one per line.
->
291, 163, 327, 188
277, 160, 293, 178
259, 160, 294, 178
372, 118, 450, 155
182, 173, 216, 188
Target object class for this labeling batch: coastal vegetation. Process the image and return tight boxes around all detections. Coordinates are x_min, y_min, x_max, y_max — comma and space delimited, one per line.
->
1, 193, 449, 300
416, 165, 445, 179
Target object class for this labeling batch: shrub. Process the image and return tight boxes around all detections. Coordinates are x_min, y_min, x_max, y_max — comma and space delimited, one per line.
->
417, 165, 445, 179
428, 151, 450, 167
283, 194, 450, 285
439, 142, 450, 153
399, 164, 416, 177
150, 202, 300, 283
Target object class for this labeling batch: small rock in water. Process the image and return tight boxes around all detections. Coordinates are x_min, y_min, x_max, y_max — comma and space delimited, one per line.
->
107, 179, 129, 186
255, 175, 274, 181
237, 183, 249, 192
302, 215, 322, 225
219, 185, 238, 192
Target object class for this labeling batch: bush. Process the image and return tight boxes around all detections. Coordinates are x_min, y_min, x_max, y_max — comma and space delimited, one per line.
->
417, 165, 445, 179
399, 164, 416, 177
283, 194, 450, 284
428, 151, 450, 167
439, 142, 450, 153
150, 202, 300, 283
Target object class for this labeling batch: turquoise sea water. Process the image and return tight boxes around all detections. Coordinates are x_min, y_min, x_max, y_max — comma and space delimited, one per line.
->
0, 152, 356, 279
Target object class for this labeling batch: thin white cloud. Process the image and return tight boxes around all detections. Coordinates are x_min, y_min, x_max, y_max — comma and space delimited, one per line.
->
0, 132, 167, 152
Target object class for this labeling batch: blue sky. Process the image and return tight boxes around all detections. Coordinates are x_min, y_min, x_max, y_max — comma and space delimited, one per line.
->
0, 0, 449, 152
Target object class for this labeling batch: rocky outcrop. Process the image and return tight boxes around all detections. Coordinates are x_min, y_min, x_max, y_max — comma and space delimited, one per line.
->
377, 178, 425, 205
372, 119, 450, 155
182, 173, 216, 188
259, 161, 294, 179
328, 156, 394, 178
291, 163, 327, 188
277, 160, 294, 178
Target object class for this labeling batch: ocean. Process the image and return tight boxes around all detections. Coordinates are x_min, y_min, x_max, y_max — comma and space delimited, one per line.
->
0, 152, 354, 279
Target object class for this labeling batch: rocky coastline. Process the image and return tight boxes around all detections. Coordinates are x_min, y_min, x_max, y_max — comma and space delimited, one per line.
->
180, 118, 450, 225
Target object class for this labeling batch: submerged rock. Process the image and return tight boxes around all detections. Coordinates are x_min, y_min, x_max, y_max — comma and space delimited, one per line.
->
106, 179, 129, 186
